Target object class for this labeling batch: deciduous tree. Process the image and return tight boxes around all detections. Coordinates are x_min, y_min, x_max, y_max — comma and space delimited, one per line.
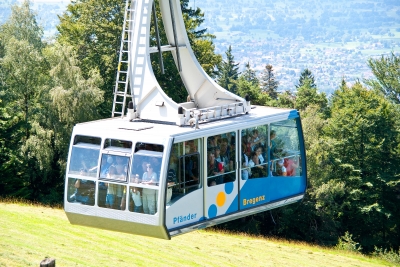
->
0, 0, 51, 200
45, 43, 104, 157
323, 82, 400, 251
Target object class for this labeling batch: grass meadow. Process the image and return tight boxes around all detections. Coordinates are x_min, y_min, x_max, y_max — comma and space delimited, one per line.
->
0, 201, 395, 267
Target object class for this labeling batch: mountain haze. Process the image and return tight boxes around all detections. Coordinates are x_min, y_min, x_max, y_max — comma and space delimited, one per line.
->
191, 0, 400, 93
0, 0, 399, 92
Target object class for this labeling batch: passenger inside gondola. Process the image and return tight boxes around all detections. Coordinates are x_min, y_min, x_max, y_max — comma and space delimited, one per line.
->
270, 130, 278, 160
244, 134, 252, 155
106, 166, 118, 208
98, 181, 107, 207
166, 168, 176, 204
100, 155, 114, 177
141, 163, 158, 214
270, 130, 284, 160
68, 176, 95, 205
249, 151, 266, 178
241, 143, 250, 180
184, 155, 198, 187
255, 145, 265, 164
284, 156, 299, 176
220, 138, 229, 159
214, 146, 226, 166
130, 177, 143, 213
187, 139, 197, 153
274, 159, 287, 176
131, 156, 149, 178
209, 180, 217, 186
115, 184, 125, 210
251, 129, 265, 151
207, 150, 224, 185
69, 147, 99, 177
115, 156, 128, 173
140, 161, 149, 177
224, 137, 236, 182
115, 163, 127, 182
150, 157, 161, 176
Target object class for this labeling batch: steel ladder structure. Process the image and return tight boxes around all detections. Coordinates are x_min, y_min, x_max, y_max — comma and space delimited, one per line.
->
111, 0, 251, 125
111, 0, 137, 118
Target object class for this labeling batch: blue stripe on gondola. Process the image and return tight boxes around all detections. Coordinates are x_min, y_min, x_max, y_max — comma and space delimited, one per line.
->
226, 176, 306, 212
288, 110, 299, 119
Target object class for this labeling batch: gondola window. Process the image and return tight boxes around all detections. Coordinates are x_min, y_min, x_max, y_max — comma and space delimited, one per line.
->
207, 132, 236, 186
167, 139, 201, 205
270, 119, 302, 177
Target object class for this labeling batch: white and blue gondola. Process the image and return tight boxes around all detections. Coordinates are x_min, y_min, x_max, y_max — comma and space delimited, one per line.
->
64, 106, 307, 239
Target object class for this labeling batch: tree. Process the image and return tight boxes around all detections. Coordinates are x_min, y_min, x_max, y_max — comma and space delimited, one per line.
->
269, 83, 400, 250
1, 38, 47, 140
296, 68, 316, 89
260, 64, 279, 99
241, 62, 259, 85
236, 62, 269, 105
0, 1, 45, 131
217, 45, 240, 93
0, 1, 104, 203
236, 75, 270, 106
322, 82, 400, 251
45, 43, 104, 158
275, 90, 296, 109
295, 78, 327, 111
365, 52, 400, 104
57, 0, 124, 116
0, 0, 43, 50
0, 0, 50, 200
0, 99, 14, 196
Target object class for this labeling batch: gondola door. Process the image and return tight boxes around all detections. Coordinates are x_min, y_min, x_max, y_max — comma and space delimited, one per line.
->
165, 138, 204, 230
204, 131, 239, 219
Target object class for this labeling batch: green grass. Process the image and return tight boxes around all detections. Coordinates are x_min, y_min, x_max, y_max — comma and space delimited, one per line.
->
0, 201, 395, 267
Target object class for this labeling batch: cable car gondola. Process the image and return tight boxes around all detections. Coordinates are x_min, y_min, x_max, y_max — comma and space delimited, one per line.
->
64, 0, 307, 240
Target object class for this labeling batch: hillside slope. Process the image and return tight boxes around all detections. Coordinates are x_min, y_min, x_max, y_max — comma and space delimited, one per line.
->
0, 202, 392, 267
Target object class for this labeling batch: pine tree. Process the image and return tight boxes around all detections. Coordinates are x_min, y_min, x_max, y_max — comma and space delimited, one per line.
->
365, 52, 400, 104
241, 62, 258, 85
217, 45, 240, 93
296, 68, 316, 89
260, 64, 279, 99
295, 78, 327, 111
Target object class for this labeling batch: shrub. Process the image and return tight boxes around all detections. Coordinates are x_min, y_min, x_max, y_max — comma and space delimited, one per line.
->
335, 232, 362, 252
373, 247, 400, 265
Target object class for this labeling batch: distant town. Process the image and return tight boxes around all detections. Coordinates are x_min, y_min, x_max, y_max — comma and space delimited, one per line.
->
1, 0, 399, 94
195, 0, 400, 94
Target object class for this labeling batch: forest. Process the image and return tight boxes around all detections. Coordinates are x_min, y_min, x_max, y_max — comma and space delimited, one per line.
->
0, 0, 399, 261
